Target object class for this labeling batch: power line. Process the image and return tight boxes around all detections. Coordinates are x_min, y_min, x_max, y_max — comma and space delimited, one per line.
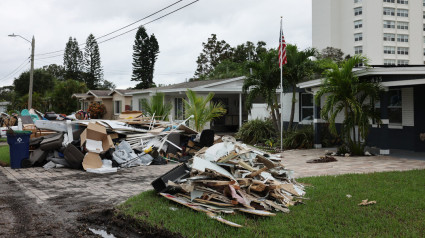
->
0, 57, 30, 83
35, 0, 199, 61
35, 0, 184, 57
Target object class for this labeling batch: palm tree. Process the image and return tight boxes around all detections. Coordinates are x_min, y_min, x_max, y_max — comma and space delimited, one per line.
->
141, 92, 172, 120
184, 89, 227, 132
243, 49, 281, 131
283, 44, 316, 131
315, 55, 382, 155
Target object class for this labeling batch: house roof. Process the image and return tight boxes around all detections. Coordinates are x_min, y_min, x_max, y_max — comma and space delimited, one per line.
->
125, 76, 246, 95
297, 66, 425, 89
109, 89, 140, 96
71, 93, 91, 99
88, 90, 113, 97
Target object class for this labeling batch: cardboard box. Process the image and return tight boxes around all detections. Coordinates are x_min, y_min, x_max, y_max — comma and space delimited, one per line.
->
82, 152, 103, 170
80, 123, 113, 153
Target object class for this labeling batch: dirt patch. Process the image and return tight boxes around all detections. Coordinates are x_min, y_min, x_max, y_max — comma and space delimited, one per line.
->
79, 208, 183, 238
0, 161, 7, 167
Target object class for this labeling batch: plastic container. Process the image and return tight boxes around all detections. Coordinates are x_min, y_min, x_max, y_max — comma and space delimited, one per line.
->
7, 130, 32, 169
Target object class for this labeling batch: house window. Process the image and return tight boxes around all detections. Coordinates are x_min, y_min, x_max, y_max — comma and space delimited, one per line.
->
423, 48, 425, 56
383, 20, 395, 28
114, 100, 122, 115
423, 0, 425, 6
397, 47, 409, 55
354, 7, 362, 16
397, 9, 408, 17
397, 0, 408, 4
300, 93, 314, 121
384, 0, 395, 2
138, 98, 147, 113
384, 46, 396, 54
388, 89, 402, 124
384, 59, 396, 65
397, 34, 409, 42
397, 60, 409, 65
174, 98, 185, 120
354, 46, 363, 54
354, 0, 362, 3
84, 102, 89, 111
354, 33, 363, 41
383, 7, 395, 16
354, 20, 363, 29
383, 33, 395, 41
397, 22, 409, 30
373, 99, 381, 124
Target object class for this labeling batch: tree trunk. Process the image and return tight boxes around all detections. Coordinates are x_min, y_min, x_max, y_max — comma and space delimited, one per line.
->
288, 87, 296, 131
270, 107, 279, 131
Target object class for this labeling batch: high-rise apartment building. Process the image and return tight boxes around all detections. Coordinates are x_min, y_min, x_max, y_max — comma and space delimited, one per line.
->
313, 0, 425, 65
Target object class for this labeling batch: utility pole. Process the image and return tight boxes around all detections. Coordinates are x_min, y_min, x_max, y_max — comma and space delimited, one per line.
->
8, 33, 35, 109
29, 36, 35, 109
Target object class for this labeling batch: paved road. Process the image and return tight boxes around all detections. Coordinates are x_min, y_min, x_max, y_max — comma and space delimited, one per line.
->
1, 149, 425, 237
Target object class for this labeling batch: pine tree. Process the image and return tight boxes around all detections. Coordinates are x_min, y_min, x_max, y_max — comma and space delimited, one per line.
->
83, 34, 104, 89
63, 37, 83, 81
131, 26, 159, 89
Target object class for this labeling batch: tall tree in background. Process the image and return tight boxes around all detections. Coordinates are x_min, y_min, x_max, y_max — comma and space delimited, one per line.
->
131, 26, 159, 89
63, 37, 83, 81
194, 34, 232, 79
83, 34, 104, 89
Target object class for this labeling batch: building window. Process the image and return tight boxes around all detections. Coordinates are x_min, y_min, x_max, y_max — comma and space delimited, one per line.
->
397, 47, 409, 55
423, 0, 425, 6
423, 48, 425, 56
397, 9, 408, 17
384, 59, 396, 65
384, 20, 396, 28
300, 93, 314, 121
397, 22, 409, 30
354, 33, 363, 41
84, 102, 89, 111
138, 98, 147, 113
384, 46, 396, 54
384, 0, 395, 2
397, 34, 409, 42
174, 98, 185, 120
383, 33, 396, 41
114, 100, 122, 115
354, 20, 363, 29
354, 7, 362, 16
397, 0, 408, 4
354, 46, 363, 54
397, 60, 409, 65
354, 0, 362, 3
383, 7, 395, 16
388, 89, 402, 124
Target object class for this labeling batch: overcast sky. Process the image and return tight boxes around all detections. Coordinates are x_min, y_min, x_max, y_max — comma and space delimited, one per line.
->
0, 0, 312, 89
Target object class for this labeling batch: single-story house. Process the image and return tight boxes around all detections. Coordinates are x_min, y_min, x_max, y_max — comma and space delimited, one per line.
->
0, 101, 10, 113
126, 77, 268, 132
72, 89, 138, 119
295, 65, 425, 153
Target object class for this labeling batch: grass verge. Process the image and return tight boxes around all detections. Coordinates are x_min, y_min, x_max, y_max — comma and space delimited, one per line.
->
118, 170, 425, 237
0, 146, 10, 166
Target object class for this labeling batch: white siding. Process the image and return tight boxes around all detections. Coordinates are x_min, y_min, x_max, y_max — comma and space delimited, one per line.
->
248, 104, 269, 120
402, 87, 414, 126
281, 93, 299, 123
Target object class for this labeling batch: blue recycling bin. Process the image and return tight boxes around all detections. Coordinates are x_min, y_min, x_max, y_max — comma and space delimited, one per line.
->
6, 130, 32, 169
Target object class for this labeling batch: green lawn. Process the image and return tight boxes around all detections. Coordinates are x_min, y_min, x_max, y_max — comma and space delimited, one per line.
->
119, 170, 425, 237
0, 145, 10, 166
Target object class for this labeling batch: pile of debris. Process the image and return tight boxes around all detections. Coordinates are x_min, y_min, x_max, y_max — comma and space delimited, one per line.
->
6, 110, 207, 173
152, 136, 306, 227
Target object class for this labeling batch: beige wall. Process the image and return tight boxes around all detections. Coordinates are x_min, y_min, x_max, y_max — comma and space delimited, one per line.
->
102, 98, 113, 119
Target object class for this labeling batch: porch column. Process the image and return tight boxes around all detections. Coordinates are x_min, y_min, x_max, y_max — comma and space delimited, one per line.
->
239, 93, 242, 129
313, 92, 323, 149
379, 89, 390, 155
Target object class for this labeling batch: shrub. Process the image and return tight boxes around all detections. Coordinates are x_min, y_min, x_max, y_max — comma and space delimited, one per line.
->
236, 119, 276, 145
282, 125, 314, 149
88, 102, 106, 119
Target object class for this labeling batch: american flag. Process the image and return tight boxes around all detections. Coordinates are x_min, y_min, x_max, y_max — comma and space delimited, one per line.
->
278, 21, 287, 68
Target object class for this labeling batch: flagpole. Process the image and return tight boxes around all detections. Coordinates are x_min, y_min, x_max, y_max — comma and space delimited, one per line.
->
280, 17, 284, 151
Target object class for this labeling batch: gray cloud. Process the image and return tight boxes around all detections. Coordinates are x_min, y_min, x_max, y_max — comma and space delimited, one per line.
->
0, 0, 312, 88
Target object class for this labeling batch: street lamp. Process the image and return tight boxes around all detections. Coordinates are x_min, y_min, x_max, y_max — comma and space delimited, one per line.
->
8, 33, 35, 110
